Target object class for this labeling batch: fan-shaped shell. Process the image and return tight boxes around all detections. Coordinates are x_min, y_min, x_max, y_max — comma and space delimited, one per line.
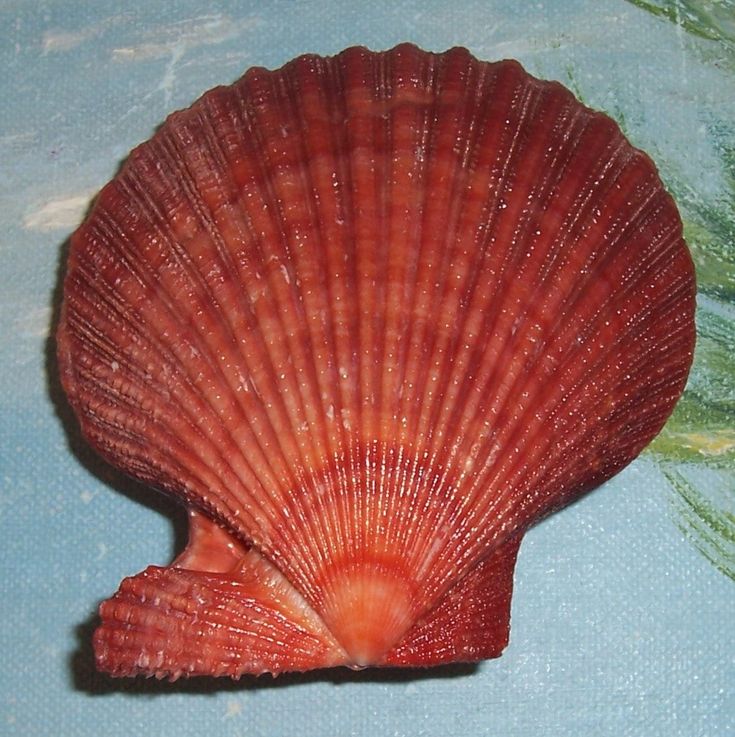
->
57, 43, 695, 678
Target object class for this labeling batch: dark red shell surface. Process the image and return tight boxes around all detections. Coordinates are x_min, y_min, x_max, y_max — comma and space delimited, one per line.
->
57, 44, 696, 678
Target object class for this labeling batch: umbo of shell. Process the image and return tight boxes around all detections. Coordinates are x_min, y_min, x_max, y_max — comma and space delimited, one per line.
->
57, 44, 696, 679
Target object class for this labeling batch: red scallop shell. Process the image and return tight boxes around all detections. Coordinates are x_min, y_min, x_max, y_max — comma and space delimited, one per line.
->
57, 43, 696, 678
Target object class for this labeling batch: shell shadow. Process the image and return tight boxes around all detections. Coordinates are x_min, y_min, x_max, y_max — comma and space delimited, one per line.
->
44, 229, 189, 555
70, 609, 478, 695
45, 136, 189, 548
44, 146, 189, 526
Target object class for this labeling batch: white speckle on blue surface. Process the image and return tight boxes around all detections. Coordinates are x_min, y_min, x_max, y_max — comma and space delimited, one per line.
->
23, 192, 93, 232
223, 699, 243, 719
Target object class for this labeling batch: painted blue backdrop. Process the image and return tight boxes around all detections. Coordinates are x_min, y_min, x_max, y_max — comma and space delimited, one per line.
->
1, 1, 733, 735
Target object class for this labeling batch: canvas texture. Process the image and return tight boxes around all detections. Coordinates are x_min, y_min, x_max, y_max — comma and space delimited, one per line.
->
1, 1, 733, 735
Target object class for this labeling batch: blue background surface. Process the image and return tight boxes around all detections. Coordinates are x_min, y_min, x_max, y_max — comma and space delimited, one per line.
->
1, 1, 733, 735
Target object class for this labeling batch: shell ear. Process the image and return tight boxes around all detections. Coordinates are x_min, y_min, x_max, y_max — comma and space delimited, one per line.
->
384, 533, 522, 667
94, 512, 348, 678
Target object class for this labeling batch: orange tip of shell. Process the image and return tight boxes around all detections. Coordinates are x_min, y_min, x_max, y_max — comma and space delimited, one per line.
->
323, 567, 415, 666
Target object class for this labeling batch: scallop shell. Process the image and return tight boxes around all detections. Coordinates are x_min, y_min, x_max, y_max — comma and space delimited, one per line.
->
57, 43, 696, 678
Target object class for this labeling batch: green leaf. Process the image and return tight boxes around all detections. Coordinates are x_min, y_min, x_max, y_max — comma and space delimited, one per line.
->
661, 465, 735, 580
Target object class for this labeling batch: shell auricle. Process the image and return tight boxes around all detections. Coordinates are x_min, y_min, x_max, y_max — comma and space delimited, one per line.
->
58, 44, 696, 678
